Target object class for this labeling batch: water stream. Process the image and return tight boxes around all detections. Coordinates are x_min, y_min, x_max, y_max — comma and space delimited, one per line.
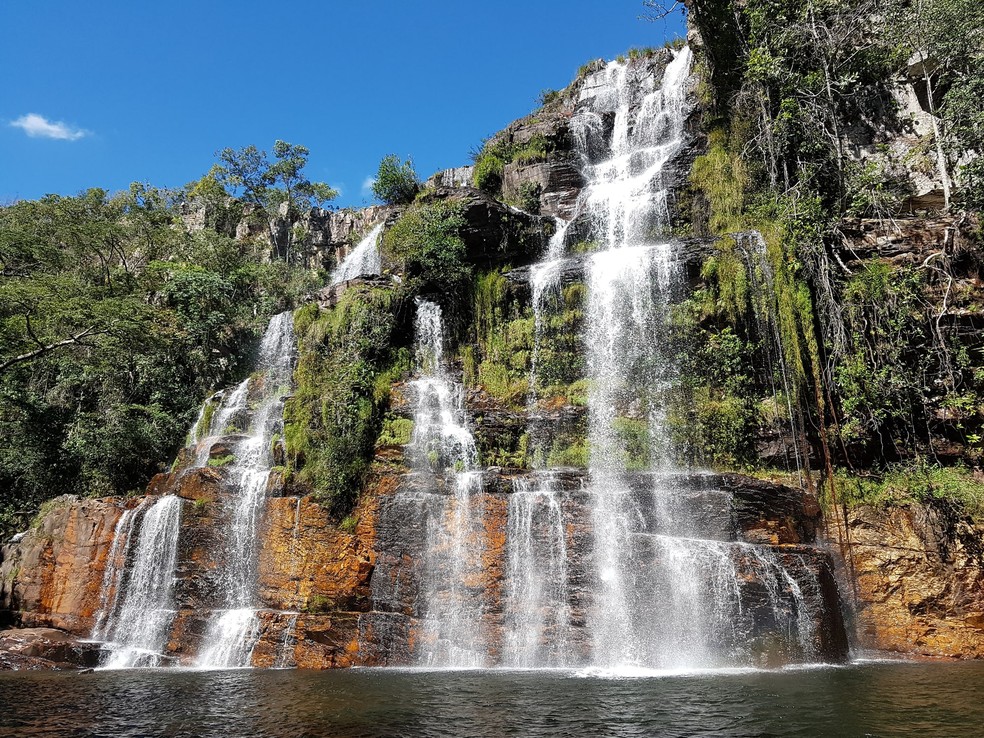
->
196, 311, 296, 668
331, 222, 384, 285
92, 496, 182, 668
410, 299, 488, 667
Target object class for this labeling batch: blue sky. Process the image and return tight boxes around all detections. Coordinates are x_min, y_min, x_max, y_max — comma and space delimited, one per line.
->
1, 1, 685, 208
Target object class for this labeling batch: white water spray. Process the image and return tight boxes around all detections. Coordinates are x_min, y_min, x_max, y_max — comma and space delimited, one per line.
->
331, 223, 384, 285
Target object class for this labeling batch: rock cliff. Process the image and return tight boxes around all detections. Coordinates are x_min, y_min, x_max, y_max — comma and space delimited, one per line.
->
841, 503, 984, 659
2, 41, 983, 671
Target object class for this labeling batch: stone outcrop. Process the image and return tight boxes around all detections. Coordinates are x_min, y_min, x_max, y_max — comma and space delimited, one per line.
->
0, 496, 126, 633
299, 205, 400, 271
181, 197, 401, 273
502, 160, 584, 219
0, 628, 104, 671
426, 166, 474, 189
0, 460, 391, 668
418, 187, 549, 269
841, 503, 984, 659
838, 216, 973, 266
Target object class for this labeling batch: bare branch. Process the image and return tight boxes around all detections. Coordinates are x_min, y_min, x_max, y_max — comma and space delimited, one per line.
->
641, 0, 686, 21
0, 326, 103, 374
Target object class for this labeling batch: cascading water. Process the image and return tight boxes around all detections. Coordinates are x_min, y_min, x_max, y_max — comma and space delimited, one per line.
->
410, 299, 488, 667
331, 222, 384, 285
186, 381, 250, 469
92, 495, 182, 668
496, 46, 832, 671
502, 475, 572, 667
196, 310, 296, 668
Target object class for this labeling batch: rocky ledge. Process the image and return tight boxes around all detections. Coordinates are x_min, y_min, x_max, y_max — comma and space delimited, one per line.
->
0, 628, 103, 671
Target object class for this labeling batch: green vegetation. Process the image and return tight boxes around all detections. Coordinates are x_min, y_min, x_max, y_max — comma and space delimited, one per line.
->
680, 0, 984, 515
207, 454, 236, 468
213, 140, 337, 262
193, 401, 217, 444
472, 135, 553, 195
29, 496, 72, 531
468, 271, 533, 408
883, 0, 984, 210
377, 417, 414, 447
839, 463, 984, 518
371, 155, 420, 205
472, 142, 509, 194
546, 438, 589, 469
303, 594, 335, 613
0, 179, 319, 539
284, 289, 404, 513
381, 200, 470, 305
214, 140, 337, 213
512, 182, 543, 214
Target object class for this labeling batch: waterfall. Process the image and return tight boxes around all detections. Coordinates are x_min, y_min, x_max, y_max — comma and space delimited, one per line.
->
411, 299, 488, 667
92, 503, 142, 640
502, 475, 572, 667
196, 310, 296, 668
579, 47, 745, 668
528, 219, 570, 406
479, 47, 824, 669
92, 495, 182, 668
331, 222, 384, 285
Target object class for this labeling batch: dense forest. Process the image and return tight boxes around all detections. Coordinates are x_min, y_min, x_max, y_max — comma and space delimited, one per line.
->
668, 0, 984, 512
0, 145, 331, 536
1, 0, 983, 544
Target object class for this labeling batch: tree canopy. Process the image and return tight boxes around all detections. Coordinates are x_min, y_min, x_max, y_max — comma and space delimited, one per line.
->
372, 155, 420, 205
214, 140, 338, 213
0, 183, 318, 538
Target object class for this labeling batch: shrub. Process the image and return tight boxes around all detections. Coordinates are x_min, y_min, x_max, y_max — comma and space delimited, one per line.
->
283, 288, 403, 513
473, 150, 507, 194
514, 182, 542, 214
377, 417, 414, 446
371, 154, 420, 205
382, 200, 470, 300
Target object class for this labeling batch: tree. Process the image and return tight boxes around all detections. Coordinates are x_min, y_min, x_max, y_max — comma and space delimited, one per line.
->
0, 181, 319, 538
885, 0, 984, 210
213, 140, 338, 212
213, 140, 338, 259
372, 154, 420, 205
214, 145, 270, 206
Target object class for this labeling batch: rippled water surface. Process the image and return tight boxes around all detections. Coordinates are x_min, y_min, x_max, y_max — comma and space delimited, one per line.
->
1, 661, 982, 737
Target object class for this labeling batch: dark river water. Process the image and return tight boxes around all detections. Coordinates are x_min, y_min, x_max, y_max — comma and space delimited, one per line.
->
0, 661, 981, 737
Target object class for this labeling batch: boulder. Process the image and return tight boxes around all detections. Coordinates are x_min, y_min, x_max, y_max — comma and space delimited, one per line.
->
0, 627, 104, 670
502, 160, 584, 219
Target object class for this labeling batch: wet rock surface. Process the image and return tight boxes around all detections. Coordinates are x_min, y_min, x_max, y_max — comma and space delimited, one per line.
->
366, 465, 848, 666
0, 497, 125, 634
0, 627, 104, 670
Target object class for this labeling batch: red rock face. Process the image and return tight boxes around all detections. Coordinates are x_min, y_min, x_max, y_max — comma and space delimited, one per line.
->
8, 463, 981, 666
256, 496, 375, 613
841, 504, 984, 659
1, 497, 129, 634
0, 463, 388, 668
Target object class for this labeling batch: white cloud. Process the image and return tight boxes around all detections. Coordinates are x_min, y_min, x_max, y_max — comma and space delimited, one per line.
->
361, 176, 376, 196
10, 113, 88, 141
